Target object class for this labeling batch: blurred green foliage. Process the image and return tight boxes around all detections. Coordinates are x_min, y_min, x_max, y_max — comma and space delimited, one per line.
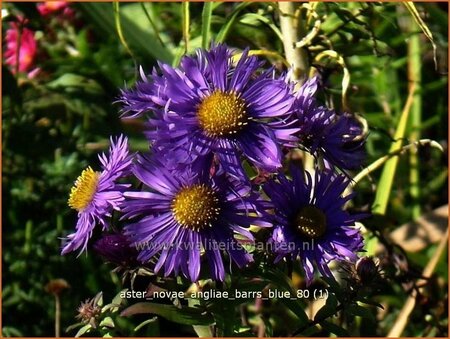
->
2, 2, 134, 336
2, 1, 448, 337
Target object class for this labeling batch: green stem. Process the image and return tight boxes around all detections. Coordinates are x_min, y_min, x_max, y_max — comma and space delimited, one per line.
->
141, 2, 165, 47
112, 2, 134, 59
406, 16, 422, 220
201, 2, 213, 49
371, 83, 416, 216
55, 294, 61, 337
350, 139, 442, 188
182, 2, 190, 53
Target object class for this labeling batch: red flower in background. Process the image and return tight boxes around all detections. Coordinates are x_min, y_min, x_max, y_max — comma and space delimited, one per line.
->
37, 1, 74, 18
4, 21, 39, 78
36, 1, 68, 16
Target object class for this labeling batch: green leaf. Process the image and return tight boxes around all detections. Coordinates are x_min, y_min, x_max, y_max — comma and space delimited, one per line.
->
94, 291, 104, 307
75, 324, 92, 338
320, 320, 350, 336
1, 326, 23, 337
140, 3, 165, 47
346, 304, 375, 320
211, 2, 222, 11
201, 2, 214, 49
239, 13, 283, 41
77, 3, 173, 63
188, 298, 214, 337
112, 288, 127, 305
74, 29, 91, 58
262, 315, 274, 337
99, 316, 115, 329
259, 268, 309, 324
358, 297, 384, 309
102, 288, 127, 313
371, 86, 415, 216
192, 325, 213, 338
65, 323, 84, 333
216, 2, 252, 43
404, 2, 437, 69
46, 73, 104, 96
321, 276, 344, 302
210, 301, 236, 337
120, 302, 215, 326
298, 324, 321, 336
314, 293, 338, 322
134, 317, 158, 332
172, 36, 203, 67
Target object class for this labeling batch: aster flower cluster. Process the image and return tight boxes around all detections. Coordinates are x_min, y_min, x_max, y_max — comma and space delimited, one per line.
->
63, 44, 367, 285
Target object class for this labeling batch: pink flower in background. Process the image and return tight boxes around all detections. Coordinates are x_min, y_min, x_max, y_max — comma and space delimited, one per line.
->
4, 21, 39, 78
36, 1, 69, 16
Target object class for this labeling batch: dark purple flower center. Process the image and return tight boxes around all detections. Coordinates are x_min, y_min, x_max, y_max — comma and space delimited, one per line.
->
172, 184, 221, 231
295, 205, 327, 239
68, 166, 99, 211
197, 91, 248, 137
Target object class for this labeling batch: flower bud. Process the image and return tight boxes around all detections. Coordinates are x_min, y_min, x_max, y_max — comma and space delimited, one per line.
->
76, 293, 102, 328
93, 233, 138, 267
356, 256, 380, 284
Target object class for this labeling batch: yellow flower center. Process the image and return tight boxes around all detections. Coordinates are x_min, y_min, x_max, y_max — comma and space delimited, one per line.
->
68, 167, 100, 212
197, 91, 248, 137
295, 205, 327, 239
172, 184, 220, 231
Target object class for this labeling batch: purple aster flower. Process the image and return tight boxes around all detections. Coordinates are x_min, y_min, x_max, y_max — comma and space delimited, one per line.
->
118, 67, 160, 119
119, 44, 298, 178
122, 154, 271, 282
294, 77, 366, 171
62, 135, 133, 255
263, 166, 365, 284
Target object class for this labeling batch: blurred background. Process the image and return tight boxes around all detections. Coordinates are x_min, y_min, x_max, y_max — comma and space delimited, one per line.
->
2, 1, 448, 337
